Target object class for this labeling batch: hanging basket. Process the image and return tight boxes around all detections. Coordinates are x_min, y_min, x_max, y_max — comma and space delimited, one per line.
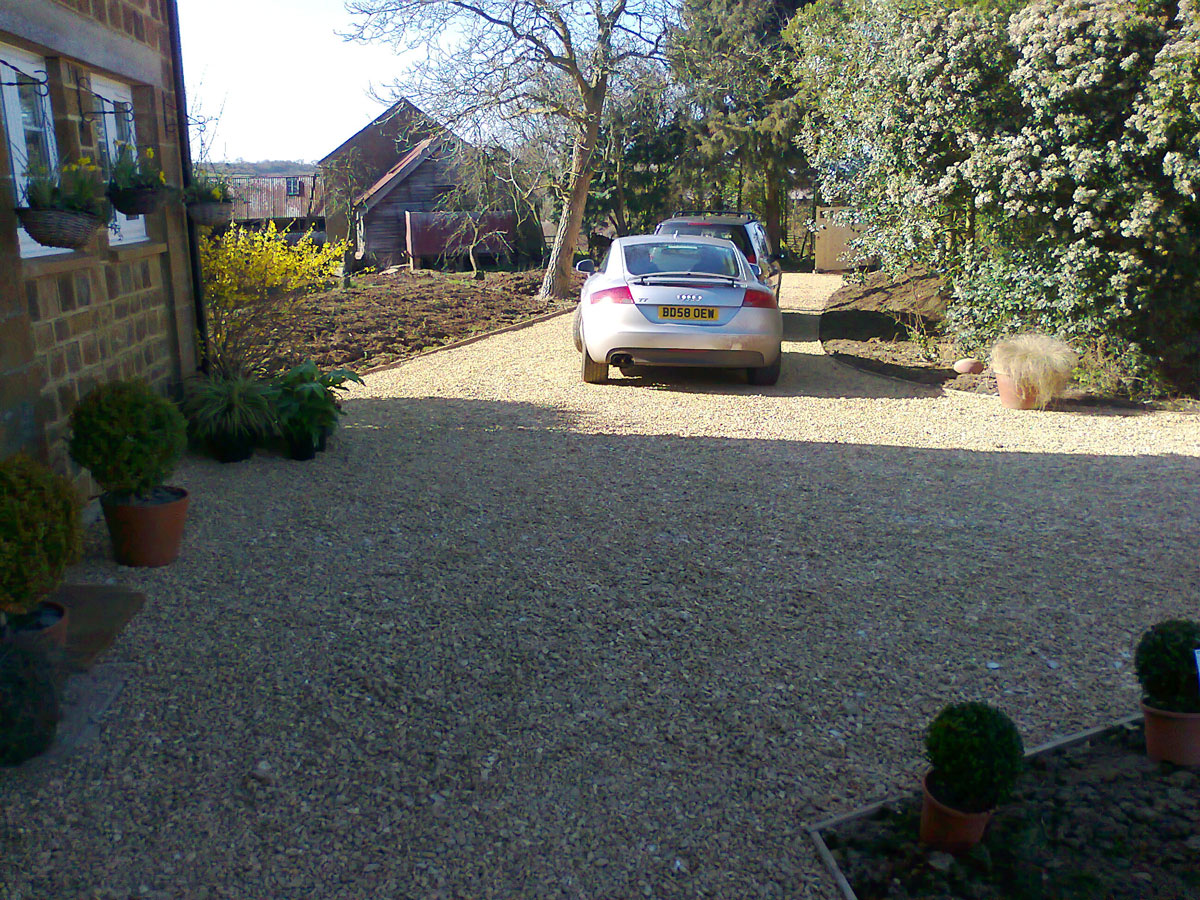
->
109, 186, 164, 216
186, 201, 234, 227
15, 208, 104, 250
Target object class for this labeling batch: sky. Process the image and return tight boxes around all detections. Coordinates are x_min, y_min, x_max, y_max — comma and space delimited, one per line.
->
176, 0, 415, 162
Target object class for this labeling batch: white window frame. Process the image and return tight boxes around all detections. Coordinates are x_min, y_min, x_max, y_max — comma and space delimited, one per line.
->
91, 74, 147, 247
0, 42, 68, 259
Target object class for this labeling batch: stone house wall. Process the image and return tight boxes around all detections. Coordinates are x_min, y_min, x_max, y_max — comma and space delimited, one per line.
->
0, 0, 198, 481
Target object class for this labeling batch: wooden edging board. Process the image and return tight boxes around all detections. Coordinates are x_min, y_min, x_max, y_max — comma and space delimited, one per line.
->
807, 713, 1145, 900
360, 305, 575, 377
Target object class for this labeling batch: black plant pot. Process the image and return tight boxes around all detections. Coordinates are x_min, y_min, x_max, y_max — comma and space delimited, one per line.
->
317, 425, 332, 452
208, 432, 255, 463
285, 432, 317, 461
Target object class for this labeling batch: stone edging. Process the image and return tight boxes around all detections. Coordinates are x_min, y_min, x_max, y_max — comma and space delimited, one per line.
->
806, 713, 1144, 900
360, 306, 576, 377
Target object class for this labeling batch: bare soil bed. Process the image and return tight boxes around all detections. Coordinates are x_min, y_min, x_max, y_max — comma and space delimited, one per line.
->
819, 271, 1198, 410
821, 722, 1200, 900
268, 268, 579, 373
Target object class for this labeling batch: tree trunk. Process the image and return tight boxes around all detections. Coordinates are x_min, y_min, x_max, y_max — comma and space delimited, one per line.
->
764, 175, 783, 251
540, 112, 603, 301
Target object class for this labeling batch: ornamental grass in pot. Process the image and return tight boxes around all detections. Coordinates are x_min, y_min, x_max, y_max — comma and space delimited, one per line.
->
990, 333, 1078, 409
181, 373, 275, 463
0, 455, 81, 650
1135, 619, 1200, 766
920, 702, 1024, 853
69, 380, 189, 567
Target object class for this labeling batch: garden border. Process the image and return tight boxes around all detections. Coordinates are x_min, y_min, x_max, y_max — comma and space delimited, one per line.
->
807, 712, 1144, 900
360, 305, 575, 377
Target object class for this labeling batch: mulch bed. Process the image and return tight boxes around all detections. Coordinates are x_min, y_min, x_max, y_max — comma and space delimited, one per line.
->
266, 268, 580, 373
818, 721, 1200, 900
819, 271, 1199, 410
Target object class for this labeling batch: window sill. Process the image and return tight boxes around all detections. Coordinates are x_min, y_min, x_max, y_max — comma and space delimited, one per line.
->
19, 250, 95, 277
106, 241, 168, 261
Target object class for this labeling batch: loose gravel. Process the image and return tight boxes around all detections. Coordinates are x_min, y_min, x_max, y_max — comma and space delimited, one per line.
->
2, 275, 1197, 900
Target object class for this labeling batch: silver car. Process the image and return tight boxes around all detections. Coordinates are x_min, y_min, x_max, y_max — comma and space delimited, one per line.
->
572, 235, 783, 385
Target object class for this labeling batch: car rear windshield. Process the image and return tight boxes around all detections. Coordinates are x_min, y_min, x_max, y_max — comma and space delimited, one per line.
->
624, 242, 742, 277
658, 223, 752, 257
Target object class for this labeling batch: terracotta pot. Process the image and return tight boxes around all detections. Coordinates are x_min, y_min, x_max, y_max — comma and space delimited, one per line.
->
1142, 701, 1200, 766
995, 372, 1037, 410
101, 487, 189, 568
6, 600, 69, 652
919, 772, 993, 853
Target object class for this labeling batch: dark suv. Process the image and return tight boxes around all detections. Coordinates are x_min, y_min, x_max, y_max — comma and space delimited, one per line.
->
654, 211, 783, 289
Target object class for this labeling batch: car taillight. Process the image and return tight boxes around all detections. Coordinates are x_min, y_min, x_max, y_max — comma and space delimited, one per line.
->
589, 286, 634, 304
742, 287, 777, 309
745, 252, 757, 264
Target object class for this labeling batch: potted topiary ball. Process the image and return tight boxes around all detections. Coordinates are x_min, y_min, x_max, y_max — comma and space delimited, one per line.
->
920, 701, 1024, 852
68, 380, 189, 567
1135, 619, 1200, 766
0, 455, 81, 649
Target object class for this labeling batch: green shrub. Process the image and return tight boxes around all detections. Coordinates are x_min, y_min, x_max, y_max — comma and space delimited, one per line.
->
1135, 620, 1200, 714
181, 374, 276, 442
926, 702, 1024, 813
270, 361, 362, 446
0, 456, 81, 618
68, 380, 187, 498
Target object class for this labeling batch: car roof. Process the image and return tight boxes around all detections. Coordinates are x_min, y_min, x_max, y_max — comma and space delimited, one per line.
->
617, 233, 741, 248
658, 216, 755, 227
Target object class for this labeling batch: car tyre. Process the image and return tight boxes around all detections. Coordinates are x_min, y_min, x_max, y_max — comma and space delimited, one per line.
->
582, 348, 609, 384
747, 354, 781, 386
572, 307, 583, 352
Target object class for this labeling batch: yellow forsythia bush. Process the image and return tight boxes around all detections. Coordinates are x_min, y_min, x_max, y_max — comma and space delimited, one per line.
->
199, 223, 347, 375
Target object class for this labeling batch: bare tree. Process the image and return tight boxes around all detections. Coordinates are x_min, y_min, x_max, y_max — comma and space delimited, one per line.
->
423, 138, 543, 277
344, 0, 674, 300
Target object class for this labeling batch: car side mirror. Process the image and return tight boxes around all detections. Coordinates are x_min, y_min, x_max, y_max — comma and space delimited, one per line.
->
749, 263, 762, 278
575, 259, 595, 274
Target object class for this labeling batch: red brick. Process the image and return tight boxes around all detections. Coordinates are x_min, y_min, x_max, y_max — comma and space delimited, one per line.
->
81, 334, 99, 366
65, 342, 83, 374
57, 274, 76, 311
35, 322, 56, 351
49, 349, 67, 380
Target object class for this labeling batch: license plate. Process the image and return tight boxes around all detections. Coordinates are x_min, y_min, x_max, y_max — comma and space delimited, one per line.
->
659, 306, 718, 321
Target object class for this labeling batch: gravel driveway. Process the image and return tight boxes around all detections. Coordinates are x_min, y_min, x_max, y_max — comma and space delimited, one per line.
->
5, 275, 1198, 900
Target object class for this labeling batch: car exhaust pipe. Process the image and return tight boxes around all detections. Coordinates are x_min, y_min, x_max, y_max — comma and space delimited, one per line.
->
611, 353, 634, 368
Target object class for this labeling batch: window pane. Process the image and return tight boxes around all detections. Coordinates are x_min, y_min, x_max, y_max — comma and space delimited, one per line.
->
17, 76, 49, 173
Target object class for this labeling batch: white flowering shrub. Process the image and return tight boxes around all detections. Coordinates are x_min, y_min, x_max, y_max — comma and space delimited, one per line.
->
789, 0, 1200, 394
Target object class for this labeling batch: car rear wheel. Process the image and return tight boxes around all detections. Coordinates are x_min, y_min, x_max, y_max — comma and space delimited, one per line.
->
572, 307, 583, 352
747, 355, 781, 386
582, 348, 608, 384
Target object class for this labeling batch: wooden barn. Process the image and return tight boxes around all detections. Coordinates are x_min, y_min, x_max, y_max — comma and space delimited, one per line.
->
319, 100, 540, 270
225, 173, 325, 235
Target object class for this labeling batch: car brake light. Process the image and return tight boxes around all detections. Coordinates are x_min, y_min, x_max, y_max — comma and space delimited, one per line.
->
589, 286, 634, 304
745, 252, 757, 264
742, 287, 777, 309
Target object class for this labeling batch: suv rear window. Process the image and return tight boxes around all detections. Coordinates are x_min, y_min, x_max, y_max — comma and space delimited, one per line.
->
657, 223, 752, 258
